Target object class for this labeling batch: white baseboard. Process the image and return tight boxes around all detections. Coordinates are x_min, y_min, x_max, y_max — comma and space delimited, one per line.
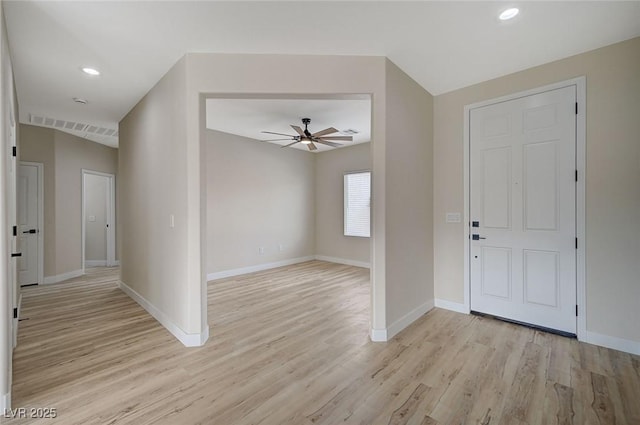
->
435, 298, 469, 314
370, 328, 388, 342
200, 324, 210, 346
43, 269, 84, 284
314, 255, 370, 269
370, 299, 435, 342
387, 299, 434, 340
584, 330, 640, 356
206, 256, 315, 281
1, 392, 10, 412
207, 255, 371, 282
118, 280, 208, 347
85, 260, 120, 267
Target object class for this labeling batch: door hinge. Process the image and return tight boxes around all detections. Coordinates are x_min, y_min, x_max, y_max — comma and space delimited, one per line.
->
576, 305, 578, 317
575, 102, 578, 115
12, 225, 17, 237
13, 308, 17, 319
575, 238, 578, 249
575, 170, 578, 182
12, 146, 16, 157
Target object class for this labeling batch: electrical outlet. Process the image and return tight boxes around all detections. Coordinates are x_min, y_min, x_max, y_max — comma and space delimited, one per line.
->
259, 247, 265, 254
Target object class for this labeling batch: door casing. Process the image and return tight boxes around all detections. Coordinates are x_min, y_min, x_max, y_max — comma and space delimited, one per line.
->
463, 77, 586, 340
81, 169, 116, 271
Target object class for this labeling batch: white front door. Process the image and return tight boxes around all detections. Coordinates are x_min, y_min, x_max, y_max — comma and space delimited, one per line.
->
17, 164, 40, 285
470, 85, 577, 334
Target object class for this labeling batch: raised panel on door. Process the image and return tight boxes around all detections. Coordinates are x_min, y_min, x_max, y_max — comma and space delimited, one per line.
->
523, 249, 560, 308
482, 147, 511, 229
481, 247, 512, 300
524, 141, 559, 231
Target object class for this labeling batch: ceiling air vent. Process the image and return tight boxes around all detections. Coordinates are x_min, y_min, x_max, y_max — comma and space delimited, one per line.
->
29, 114, 117, 139
28, 114, 119, 148
341, 129, 359, 135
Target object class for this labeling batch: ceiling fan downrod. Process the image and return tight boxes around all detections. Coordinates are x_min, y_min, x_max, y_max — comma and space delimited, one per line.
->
301, 118, 312, 138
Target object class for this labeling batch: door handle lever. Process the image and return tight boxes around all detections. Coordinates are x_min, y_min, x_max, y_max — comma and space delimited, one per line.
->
22, 229, 37, 234
472, 234, 486, 241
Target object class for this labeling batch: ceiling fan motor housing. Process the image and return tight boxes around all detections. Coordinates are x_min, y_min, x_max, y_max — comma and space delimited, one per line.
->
302, 118, 312, 137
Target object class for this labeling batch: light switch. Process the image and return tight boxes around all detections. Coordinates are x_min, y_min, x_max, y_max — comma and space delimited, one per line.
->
88, 215, 96, 222
169, 214, 175, 228
446, 212, 461, 223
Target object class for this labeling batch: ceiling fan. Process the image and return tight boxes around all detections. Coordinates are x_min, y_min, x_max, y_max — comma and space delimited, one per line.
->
261, 118, 353, 151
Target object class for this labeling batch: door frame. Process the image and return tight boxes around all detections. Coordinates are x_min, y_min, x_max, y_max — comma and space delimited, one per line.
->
463, 77, 586, 340
81, 169, 116, 271
18, 162, 44, 288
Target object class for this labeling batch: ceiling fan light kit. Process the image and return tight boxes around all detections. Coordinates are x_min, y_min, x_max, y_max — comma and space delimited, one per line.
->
261, 117, 353, 151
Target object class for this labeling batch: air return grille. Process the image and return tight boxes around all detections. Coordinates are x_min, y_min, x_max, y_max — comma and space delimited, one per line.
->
29, 114, 118, 137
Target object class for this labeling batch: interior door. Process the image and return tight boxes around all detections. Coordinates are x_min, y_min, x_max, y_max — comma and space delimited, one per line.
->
17, 164, 40, 285
470, 85, 577, 334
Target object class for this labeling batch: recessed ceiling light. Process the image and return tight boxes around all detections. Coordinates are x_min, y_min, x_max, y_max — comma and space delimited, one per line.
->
81, 67, 100, 76
73, 97, 88, 104
499, 8, 519, 21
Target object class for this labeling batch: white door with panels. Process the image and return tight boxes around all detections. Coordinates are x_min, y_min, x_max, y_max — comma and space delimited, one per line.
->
469, 85, 577, 334
17, 163, 41, 286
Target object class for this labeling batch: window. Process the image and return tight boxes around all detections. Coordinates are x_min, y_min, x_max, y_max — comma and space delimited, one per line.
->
344, 171, 371, 237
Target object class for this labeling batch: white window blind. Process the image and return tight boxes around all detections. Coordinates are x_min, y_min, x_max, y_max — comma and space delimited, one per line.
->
344, 171, 371, 237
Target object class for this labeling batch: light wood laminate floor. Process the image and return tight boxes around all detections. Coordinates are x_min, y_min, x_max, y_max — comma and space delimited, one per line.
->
6, 261, 640, 424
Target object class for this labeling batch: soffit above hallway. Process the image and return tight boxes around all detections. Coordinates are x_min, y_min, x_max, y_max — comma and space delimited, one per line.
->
4, 1, 640, 148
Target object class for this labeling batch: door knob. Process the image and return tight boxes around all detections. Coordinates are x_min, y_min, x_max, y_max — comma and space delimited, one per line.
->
472, 234, 486, 240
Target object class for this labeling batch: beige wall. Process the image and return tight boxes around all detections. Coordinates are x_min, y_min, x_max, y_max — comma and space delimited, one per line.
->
54, 131, 117, 274
433, 37, 640, 343
384, 60, 434, 325
315, 142, 371, 264
19, 124, 118, 277
119, 57, 194, 333
206, 129, 315, 273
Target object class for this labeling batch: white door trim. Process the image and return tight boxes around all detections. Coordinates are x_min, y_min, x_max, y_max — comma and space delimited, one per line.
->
81, 169, 116, 271
19, 162, 44, 287
463, 76, 586, 340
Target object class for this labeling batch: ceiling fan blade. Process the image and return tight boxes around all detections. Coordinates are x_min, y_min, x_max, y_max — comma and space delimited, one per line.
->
262, 131, 297, 137
317, 136, 353, 141
313, 139, 342, 148
281, 140, 300, 148
290, 125, 305, 137
307, 142, 318, 151
261, 138, 295, 142
311, 127, 339, 137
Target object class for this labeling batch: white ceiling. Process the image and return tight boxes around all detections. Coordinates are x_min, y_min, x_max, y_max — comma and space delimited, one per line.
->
206, 97, 371, 152
4, 1, 640, 148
